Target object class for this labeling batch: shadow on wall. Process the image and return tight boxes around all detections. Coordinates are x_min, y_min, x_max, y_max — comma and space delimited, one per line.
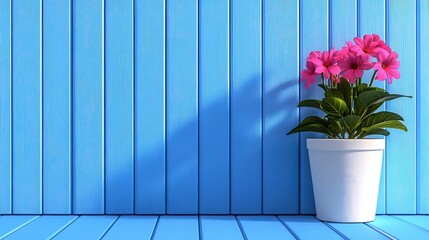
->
122, 72, 300, 214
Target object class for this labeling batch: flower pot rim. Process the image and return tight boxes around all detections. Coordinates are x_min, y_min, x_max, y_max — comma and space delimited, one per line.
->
307, 138, 385, 151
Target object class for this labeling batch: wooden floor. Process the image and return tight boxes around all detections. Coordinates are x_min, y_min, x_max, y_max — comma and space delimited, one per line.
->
1, 215, 429, 240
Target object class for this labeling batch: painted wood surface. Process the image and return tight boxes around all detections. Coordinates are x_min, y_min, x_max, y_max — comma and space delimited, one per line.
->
230, 0, 262, 214
386, 0, 417, 214
299, 0, 329, 214
0, 0, 12, 214
0, 215, 425, 239
166, 0, 199, 214
105, 0, 134, 214
12, 0, 42, 214
199, 0, 230, 215
134, 0, 166, 214
0, 0, 425, 215
42, 0, 72, 214
72, 0, 105, 214
262, 0, 299, 214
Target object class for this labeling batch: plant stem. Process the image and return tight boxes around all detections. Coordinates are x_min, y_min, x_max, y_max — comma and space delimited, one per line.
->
321, 73, 326, 86
369, 70, 378, 87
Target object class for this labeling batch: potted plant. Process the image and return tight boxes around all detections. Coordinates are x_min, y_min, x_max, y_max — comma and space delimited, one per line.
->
288, 34, 411, 223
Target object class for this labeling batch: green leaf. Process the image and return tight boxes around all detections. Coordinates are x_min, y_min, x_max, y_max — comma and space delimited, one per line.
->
357, 83, 368, 94
318, 84, 328, 92
362, 111, 404, 128
358, 128, 390, 138
354, 91, 411, 117
361, 120, 408, 132
341, 115, 361, 133
321, 97, 349, 117
287, 123, 334, 137
328, 121, 342, 135
354, 91, 389, 116
287, 116, 332, 136
298, 99, 322, 110
325, 89, 345, 100
339, 78, 352, 111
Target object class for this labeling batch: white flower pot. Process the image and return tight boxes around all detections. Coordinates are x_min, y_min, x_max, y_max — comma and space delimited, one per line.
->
307, 138, 385, 223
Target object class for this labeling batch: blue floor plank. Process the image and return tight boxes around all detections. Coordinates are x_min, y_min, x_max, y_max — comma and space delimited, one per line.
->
238, 216, 295, 240
4, 216, 77, 240
368, 215, 429, 240
52, 216, 118, 240
279, 216, 343, 240
394, 215, 429, 231
327, 222, 390, 240
152, 216, 199, 240
102, 216, 158, 240
199, 216, 244, 240
0, 216, 39, 238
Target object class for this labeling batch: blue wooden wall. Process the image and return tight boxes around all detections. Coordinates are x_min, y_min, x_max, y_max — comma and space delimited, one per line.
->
0, 0, 427, 214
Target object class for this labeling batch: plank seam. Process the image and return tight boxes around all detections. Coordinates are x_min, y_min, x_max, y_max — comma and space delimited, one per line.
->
235, 216, 248, 240
69, 0, 73, 215
198, 216, 202, 240
132, 0, 136, 215
102, 0, 106, 215
260, 0, 264, 215
149, 216, 161, 240
40, 0, 44, 215
323, 222, 349, 240
276, 216, 300, 240
227, 0, 231, 215
391, 215, 429, 233
0, 215, 41, 239
297, 0, 302, 215
364, 222, 396, 240
416, 0, 421, 214
164, 0, 168, 215
197, 0, 200, 215
46, 215, 80, 239
384, 0, 389, 214
98, 215, 120, 239
10, 0, 14, 214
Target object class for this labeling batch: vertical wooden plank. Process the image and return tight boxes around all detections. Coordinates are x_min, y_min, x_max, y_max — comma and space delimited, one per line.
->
231, 0, 262, 214
12, 0, 42, 214
299, 0, 329, 214
105, 0, 134, 214
262, 0, 299, 214
418, 0, 429, 214
166, 0, 198, 214
199, 0, 230, 214
0, 0, 12, 214
330, 0, 356, 47
386, 0, 416, 214
358, 0, 387, 214
134, 0, 166, 214
73, 0, 105, 214
43, 0, 72, 214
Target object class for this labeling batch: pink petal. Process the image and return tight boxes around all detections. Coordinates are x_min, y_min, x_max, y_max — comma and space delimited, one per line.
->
328, 65, 341, 75
315, 66, 326, 74
387, 68, 400, 79
376, 69, 387, 80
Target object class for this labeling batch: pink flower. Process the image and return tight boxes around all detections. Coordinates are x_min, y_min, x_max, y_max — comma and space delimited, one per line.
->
309, 49, 341, 79
373, 51, 400, 84
350, 34, 390, 57
301, 60, 318, 89
338, 51, 373, 84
